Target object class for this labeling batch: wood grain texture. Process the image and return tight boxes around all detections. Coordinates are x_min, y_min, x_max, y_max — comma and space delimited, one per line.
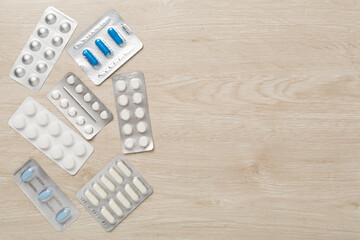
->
1, 0, 360, 239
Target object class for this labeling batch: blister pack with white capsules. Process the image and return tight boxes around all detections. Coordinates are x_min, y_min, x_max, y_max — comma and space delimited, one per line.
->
8, 97, 94, 175
10, 7, 77, 91
67, 9, 143, 85
13, 159, 80, 231
112, 72, 154, 154
47, 72, 113, 140
76, 156, 152, 231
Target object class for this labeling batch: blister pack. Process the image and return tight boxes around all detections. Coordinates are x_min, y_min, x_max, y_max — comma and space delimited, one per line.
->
67, 9, 143, 85
8, 97, 94, 175
9, 7, 77, 91
112, 72, 154, 154
47, 72, 113, 140
76, 156, 152, 231
13, 159, 80, 231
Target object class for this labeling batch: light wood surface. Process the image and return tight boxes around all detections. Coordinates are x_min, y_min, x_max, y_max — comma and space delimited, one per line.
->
1, 0, 360, 239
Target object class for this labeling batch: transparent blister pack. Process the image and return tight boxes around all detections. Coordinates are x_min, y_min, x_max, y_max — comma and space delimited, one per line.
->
47, 72, 113, 140
8, 97, 94, 175
13, 159, 80, 231
112, 72, 154, 154
76, 156, 152, 231
9, 6, 77, 91
67, 9, 143, 85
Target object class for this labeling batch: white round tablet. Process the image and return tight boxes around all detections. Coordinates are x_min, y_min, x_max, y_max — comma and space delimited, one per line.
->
49, 122, 61, 136
130, 78, 141, 90
63, 156, 76, 170
23, 102, 37, 116
75, 84, 84, 93
124, 138, 135, 149
60, 99, 69, 108
83, 93, 92, 102
51, 90, 61, 99
66, 75, 75, 85
61, 131, 74, 146
92, 101, 100, 111
100, 110, 109, 120
122, 124, 133, 135
35, 111, 49, 126
139, 136, 149, 148
117, 95, 128, 106
136, 122, 147, 133
135, 107, 145, 119
25, 125, 38, 139
38, 136, 51, 150
68, 107, 77, 117
12, 116, 26, 129
115, 80, 126, 92
84, 125, 94, 134
120, 109, 130, 121
132, 93, 143, 104
51, 146, 63, 160
76, 116, 85, 126
74, 142, 86, 156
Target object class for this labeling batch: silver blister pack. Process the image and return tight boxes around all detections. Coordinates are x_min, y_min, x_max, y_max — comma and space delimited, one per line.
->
67, 9, 143, 85
47, 72, 113, 140
112, 72, 154, 154
10, 7, 77, 91
13, 159, 80, 231
76, 156, 152, 231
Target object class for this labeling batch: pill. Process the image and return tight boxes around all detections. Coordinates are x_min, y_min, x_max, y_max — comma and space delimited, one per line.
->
12, 116, 26, 129
132, 93, 143, 104
95, 39, 111, 56
30, 40, 41, 51
38, 136, 51, 150
108, 167, 123, 184
93, 183, 107, 199
51, 90, 61, 99
76, 116, 85, 126
22, 54, 33, 65
117, 95, 128, 106
61, 131, 74, 146
139, 136, 149, 148
74, 142, 87, 156
35, 111, 49, 126
120, 109, 130, 121
92, 101, 100, 111
51, 146, 63, 160
25, 125, 38, 140
66, 75, 75, 85
83, 49, 99, 66
44, 48, 55, 60
60, 99, 69, 108
37, 26, 49, 38
45, 13, 57, 25
115, 80, 126, 92
135, 107, 145, 119
23, 102, 37, 116
52, 35, 63, 47
116, 192, 131, 209
122, 124, 133, 135
21, 167, 35, 182
28, 76, 40, 86
75, 84, 84, 93
68, 107, 77, 117
130, 78, 141, 90
14, 67, 25, 78
124, 138, 135, 149
56, 208, 71, 223
117, 161, 131, 177
49, 122, 61, 136
136, 122, 147, 133
60, 22, 71, 33
84, 125, 93, 134
83, 93, 92, 102
36, 62, 47, 73
109, 199, 123, 216
107, 27, 124, 45
63, 156, 76, 170
100, 207, 115, 224
100, 110, 109, 120
133, 177, 147, 194
38, 188, 53, 202
101, 175, 115, 192
85, 189, 99, 206
125, 184, 139, 201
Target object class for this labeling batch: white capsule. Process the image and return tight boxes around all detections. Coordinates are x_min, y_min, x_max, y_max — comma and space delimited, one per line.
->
120, 109, 130, 121
122, 124, 133, 135
130, 78, 141, 90
83, 93, 92, 102
117, 161, 132, 177
125, 184, 139, 201
133, 177, 147, 194
100, 207, 115, 224
108, 167, 123, 184
51, 90, 61, 99
117, 95, 128, 106
132, 93, 143, 104
93, 183, 107, 199
101, 175, 115, 192
116, 192, 131, 209
85, 189, 99, 206
109, 199, 123, 216
115, 80, 126, 92
124, 138, 135, 150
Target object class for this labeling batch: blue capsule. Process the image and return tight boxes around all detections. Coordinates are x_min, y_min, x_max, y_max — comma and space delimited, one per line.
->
21, 167, 35, 182
38, 188, 53, 202
56, 208, 71, 223
83, 49, 99, 66
95, 39, 111, 56
107, 28, 124, 45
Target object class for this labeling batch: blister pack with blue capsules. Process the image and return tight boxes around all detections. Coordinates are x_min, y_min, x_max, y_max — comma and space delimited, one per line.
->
67, 9, 143, 85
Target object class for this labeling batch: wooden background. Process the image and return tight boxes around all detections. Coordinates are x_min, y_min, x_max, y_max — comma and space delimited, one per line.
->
1, 0, 360, 239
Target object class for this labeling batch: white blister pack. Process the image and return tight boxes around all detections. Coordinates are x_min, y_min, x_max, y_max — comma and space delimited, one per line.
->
76, 156, 152, 231
9, 7, 77, 91
67, 9, 143, 85
48, 72, 113, 140
9, 97, 94, 175
112, 72, 154, 154
13, 159, 80, 231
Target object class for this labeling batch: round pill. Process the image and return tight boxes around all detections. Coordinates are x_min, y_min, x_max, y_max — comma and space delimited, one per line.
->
38, 136, 51, 150
139, 136, 149, 148
136, 122, 147, 133
35, 111, 49, 126
122, 124, 133, 135
37, 27, 49, 38
63, 156, 76, 170
115, 80, 126, 92
14, 67, 25, 78
124, 138, 135, 150
30, 40, 41, 51
51, 90, 61, 100
49, 122, 61, 136
12, 116, 26, 129
117, 95, 128, 106
60, 99, 69, 108
44, 49, 55, 60
75, 84, 84, 93
28, 76, 40, 86
135, 107, 145, 119
23, 102, 37, 116
36, 62, 47, 73
74, 142, 86, 156
130, 78, 141, 90
76, 116, 85, 126
51, 146, 63, 160
61, 131, 74, 147
52, 35, 63, 47
59, 22, 71, 33
84, 125, 93, 134
25, 125, 38, 140
83, 93, 92, 102
100, 110, 109, 120
132, 93, 143, 104
68, 107, 77, 117
45, 13, 57, 25
66, 75, 75, 85
91, 101, 100, 111
22, 54, 33, 65
120, 109, 130, 121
